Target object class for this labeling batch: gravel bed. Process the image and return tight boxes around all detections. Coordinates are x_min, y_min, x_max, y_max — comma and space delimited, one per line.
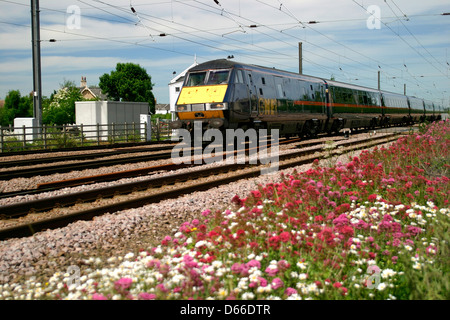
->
0, 132, 397, 286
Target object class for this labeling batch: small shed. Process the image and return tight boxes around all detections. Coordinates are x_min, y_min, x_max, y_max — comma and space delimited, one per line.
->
75, 101, 150, 140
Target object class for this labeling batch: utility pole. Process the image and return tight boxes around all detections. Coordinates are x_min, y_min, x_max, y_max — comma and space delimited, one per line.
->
378, 71, 380, 91
299, 42, 303, 74
31, 0, 42, 128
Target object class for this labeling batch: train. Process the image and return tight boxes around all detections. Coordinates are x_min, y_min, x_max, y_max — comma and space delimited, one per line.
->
169, 59, 443, 138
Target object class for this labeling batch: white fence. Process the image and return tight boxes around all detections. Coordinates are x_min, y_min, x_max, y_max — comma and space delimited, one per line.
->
0, 119, 172, 153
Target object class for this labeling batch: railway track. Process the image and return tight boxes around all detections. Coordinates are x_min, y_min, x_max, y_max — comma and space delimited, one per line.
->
0, 132, 399, 240
0, 145, 177, 168
0, 136, 294, 180
0, 136, 302, 198
0, 148, 178, 181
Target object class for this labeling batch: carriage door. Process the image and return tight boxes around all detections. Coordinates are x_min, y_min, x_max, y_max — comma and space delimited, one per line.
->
324, 82, 332, 118
246, 72, 259, 117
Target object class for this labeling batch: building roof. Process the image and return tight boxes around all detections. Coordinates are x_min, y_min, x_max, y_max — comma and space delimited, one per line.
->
169, 60, 199, 85
80, 86, 108, 100
156, 103, 170, 111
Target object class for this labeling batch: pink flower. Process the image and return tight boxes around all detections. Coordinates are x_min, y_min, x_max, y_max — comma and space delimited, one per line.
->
271, 278, 284, 290
265, 266, 279, 277
285, 287, 298, 296
258, 277, 268, 287
246, 259, 261, 269
138, 292, 156, 300
114, 278, 133, 292
92, 293, 108, 300
333, 214, 349, 227
201, 209, 211, 217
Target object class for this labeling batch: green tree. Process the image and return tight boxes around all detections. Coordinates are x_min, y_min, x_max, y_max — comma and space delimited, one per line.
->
43, 80, 83, 125
99, 62, 156, 114
0, 90, 33, 126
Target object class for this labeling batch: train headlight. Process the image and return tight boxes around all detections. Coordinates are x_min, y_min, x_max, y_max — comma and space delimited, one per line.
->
208, 103, 227, 110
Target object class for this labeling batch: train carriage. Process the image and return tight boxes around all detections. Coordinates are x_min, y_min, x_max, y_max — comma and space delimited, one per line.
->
325, 80, 383, 130
408, 96, 425, 122
381, 92, 411, 125
424, 100, 436, 121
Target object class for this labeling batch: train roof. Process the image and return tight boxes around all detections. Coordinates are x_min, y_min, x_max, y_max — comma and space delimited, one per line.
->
189, 59, 325, 83
188, 60, 442, 105
325, 79, 380, 93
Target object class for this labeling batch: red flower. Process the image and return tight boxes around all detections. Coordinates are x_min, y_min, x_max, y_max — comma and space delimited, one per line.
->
279, 231, 290, 243
251, 190, 262, 198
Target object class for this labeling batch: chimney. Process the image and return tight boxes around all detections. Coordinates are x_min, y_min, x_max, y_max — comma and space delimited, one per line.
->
81, 76, 87, 88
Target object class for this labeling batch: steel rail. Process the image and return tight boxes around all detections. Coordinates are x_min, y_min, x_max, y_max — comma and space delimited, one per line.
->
0, 150, 177, 180
0, 146, 177, 168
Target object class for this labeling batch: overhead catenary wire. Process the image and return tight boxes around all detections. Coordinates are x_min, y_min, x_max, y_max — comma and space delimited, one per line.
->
0, 0, 447, 101
384, 0, 448, 71
352, 0, 449, 80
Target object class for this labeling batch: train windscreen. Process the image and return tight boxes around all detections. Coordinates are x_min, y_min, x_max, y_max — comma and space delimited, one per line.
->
186, 70, 230, 86
206, 70, 230, 85
186, 72, 207, 86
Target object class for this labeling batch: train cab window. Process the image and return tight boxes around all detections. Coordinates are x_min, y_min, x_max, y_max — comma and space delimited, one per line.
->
207, 70, 230, 85
186, 72, 207, 86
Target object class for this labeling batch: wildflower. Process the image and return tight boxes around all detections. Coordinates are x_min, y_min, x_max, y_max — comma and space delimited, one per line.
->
404, 245, 413, 251
138, 292, 156, 300
92, 293, 108, 300
271, 278, 284, 290
242, 292, 255, 300
285, 287, 298, 296
296, 261, 308, 270
114, 278, 133, 293
265, 264, 278, 277
377, 283, 387, 291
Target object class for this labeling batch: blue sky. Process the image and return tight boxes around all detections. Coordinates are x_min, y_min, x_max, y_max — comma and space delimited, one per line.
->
0, 0, 449, 107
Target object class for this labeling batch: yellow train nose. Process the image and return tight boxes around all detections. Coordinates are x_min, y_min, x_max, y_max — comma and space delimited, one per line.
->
177, 84, 228, 105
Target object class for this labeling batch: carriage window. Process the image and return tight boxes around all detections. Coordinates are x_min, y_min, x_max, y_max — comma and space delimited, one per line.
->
206, 70, 230, 85
186, 72, 207, 86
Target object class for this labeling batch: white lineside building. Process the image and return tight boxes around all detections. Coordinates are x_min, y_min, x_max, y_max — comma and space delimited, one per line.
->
168, 59, 198, 121
75, 100, 151, 140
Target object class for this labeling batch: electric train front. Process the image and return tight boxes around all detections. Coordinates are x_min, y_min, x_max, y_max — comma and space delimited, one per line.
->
169, 68, 231, 131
